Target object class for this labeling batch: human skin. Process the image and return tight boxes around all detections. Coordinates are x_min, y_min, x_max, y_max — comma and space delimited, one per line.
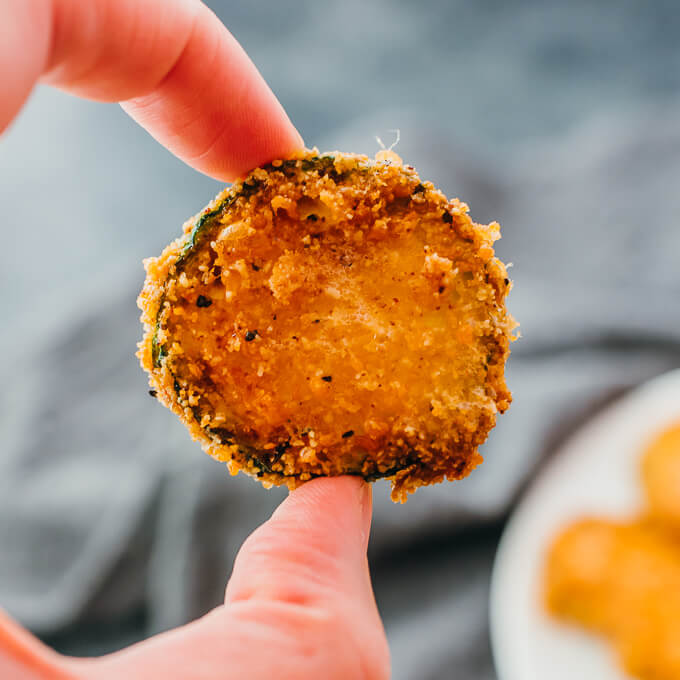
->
0, 1, 390, 678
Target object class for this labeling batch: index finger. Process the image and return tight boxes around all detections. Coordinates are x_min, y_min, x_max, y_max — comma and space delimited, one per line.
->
4, 0, 303, 181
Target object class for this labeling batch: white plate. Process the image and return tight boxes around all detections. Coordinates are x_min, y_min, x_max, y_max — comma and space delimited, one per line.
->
490, 369, 680, 680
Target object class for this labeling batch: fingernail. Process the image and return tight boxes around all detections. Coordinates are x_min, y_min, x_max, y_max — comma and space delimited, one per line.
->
358, 481, 372, 545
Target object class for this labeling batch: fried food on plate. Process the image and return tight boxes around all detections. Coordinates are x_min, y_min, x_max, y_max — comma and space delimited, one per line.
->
615, 589, 680, 680
544, 518, 624, 634
545, 518, 680, 679
641, 421, 680, 529
545, 519, 680, 632
138, 149, 515, 501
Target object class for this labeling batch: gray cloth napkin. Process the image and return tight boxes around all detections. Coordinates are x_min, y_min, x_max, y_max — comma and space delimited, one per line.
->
2, 109, 679, 678
3, 1, 680, 676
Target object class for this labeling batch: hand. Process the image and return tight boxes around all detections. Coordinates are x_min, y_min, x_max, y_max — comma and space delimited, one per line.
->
1, 478, 389, 679
3, 0, 302, 180
0, 2, 390, 678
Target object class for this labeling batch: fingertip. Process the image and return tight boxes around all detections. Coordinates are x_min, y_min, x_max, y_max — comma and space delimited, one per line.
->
278, 476, 372, 546
290, 127, 305, 151
225, 477, 373, 608
285, 475, 369, 510
120, 0, 305, 181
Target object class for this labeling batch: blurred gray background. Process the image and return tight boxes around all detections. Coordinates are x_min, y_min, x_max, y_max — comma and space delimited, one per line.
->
1, 1, 680, 678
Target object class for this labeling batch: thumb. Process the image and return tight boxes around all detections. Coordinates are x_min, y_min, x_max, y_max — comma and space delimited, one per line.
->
226, 476, 373, 607
55, 478, 390, 680
224, 476, 390, 680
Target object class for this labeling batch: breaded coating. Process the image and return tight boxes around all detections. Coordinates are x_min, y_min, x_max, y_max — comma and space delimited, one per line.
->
138, 149, 515, 501
544, 518, 625, 634
544, 518, 680, 680
641, 421, 680, 530
544, 422, 680, 677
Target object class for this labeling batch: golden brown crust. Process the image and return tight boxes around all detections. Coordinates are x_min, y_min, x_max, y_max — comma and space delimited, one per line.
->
641, 421, 680, 529
544, 518, 680, 679
544, 420, 680, 679
138, 149, 516, 501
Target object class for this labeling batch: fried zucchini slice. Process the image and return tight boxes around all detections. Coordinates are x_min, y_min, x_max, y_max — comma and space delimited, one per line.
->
641, 421, 680, 529
138, 150, 515, 501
